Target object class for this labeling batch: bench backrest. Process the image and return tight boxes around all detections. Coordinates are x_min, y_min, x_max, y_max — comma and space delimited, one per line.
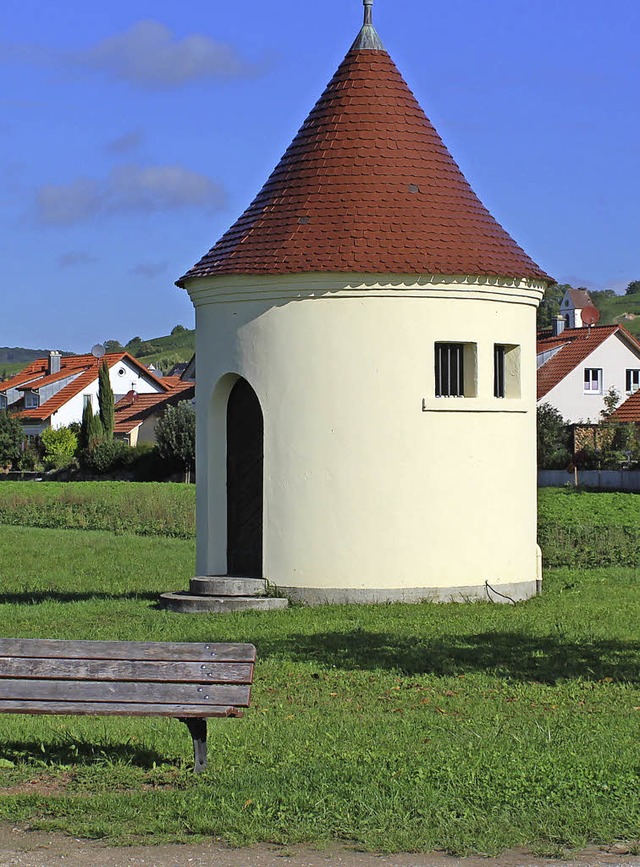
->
0, 639, 255, 717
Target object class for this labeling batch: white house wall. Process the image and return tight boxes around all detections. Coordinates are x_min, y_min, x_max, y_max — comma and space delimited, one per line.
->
539, 333, 640, 423
187, 273, 544, 603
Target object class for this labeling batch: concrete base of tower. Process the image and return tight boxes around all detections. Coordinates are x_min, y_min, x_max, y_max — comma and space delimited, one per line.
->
277, 580, 539, 606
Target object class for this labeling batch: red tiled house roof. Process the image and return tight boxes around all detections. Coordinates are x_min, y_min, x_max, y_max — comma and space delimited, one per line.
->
610, 389, 640, 422
177, 16, 550, 286
6, 353, 167, 422
0, 356, 87, 394
114, 381, 194, 435
536, 325, 640, 401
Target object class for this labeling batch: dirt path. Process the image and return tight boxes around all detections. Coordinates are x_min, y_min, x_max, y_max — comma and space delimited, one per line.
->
0, 826, 638, 867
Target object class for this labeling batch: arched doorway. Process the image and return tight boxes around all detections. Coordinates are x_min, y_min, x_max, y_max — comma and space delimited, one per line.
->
226, 378, 263, 577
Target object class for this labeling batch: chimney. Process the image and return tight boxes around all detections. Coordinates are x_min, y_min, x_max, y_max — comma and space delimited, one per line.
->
48, 351, 62, 375
551, 315, 566, 337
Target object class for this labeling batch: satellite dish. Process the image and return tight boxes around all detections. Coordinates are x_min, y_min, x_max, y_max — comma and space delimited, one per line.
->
91, 343, 106, 359
582, 306, 600, 326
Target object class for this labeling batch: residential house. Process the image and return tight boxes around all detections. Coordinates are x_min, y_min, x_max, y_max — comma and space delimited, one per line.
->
537, 323, 640, 423
0, 351, 167, 438
113, 377, 195, 446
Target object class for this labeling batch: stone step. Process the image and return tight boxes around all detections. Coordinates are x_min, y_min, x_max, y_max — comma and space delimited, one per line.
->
159, 592, 289, 614
189, 576, 267, 597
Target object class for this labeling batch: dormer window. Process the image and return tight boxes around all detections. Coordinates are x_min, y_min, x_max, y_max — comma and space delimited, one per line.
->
24, 390, 40, 409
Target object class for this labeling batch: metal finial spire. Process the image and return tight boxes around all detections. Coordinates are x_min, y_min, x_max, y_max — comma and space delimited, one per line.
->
351, 0, 384, 51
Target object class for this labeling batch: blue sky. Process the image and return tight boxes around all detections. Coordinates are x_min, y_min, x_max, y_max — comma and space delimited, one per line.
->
2, 0, 639, 352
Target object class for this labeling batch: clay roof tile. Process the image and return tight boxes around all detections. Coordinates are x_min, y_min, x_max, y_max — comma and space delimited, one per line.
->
177, 28, 549, 286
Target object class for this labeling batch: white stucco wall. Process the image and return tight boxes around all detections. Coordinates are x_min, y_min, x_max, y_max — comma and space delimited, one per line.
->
50, 360, 164, 430
538, 332, 640, 423
185, 273, 544, 602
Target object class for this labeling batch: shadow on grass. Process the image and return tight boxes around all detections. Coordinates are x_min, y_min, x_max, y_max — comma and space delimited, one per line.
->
0, 591, 158, 605
257, 630, 640, 683
0, 739, 168, 769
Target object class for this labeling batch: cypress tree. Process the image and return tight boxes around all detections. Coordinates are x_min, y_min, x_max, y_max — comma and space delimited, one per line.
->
79, 399, 92, 450
86, 402, 104, 447
98, 361, 115, 440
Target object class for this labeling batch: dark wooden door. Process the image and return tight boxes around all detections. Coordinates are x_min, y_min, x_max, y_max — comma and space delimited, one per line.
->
226, 379, 263, 577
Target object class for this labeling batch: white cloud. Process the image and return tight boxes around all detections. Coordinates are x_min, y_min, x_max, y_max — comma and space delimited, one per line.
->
74, 20, 259, 88
35, 164, 226, 225
37, 178, 102, 225
58, 251, 100, 269
130, 262, 168, 279
106, 129, 144, 155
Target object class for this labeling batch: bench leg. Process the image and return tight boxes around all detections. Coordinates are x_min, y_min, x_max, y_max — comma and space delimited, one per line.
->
179, 718, 207, 773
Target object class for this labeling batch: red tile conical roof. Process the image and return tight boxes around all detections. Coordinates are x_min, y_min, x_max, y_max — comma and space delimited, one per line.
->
178, 27, 550, 285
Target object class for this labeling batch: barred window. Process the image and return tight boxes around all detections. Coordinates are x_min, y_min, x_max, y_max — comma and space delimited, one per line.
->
435, 343, 465, 397
494, 345, 506, 398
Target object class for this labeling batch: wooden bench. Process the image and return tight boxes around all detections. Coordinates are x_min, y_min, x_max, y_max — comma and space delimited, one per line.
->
0, 638, 256, 772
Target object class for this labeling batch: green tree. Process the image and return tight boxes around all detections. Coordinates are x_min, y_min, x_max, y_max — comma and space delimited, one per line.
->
80, 399, 104, 449
88, 409, 104, 446
625, 280, 640, 296
537, 403, 571, 469
171, 324, 187, 335
156, 401, 195, 481
537, 283, 570, 330
601, 386, 621, 420
40, 426, 78, 469
0, 410, 24, 469
98, 362, 114, 440
104, 339, 124, 353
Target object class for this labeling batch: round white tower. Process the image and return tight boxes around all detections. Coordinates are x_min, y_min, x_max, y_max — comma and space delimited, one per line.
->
176, 2, 550, 604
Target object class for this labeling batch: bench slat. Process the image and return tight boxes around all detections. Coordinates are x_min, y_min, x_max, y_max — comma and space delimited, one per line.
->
0, 639, 256, 663
0, 700, 242, 718
0, 659, 253, 684
0, 680, 250, 706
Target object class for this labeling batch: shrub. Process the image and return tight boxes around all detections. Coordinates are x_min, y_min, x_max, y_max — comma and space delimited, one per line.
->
40, 427, 78, 470
80, 440, 126, 474
537, 403, 571, 469
16, 444, 43, 472
156, 401, 195, 474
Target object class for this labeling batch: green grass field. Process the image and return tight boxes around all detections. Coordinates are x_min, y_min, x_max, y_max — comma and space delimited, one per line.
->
0, 518, 638, 853
3, 482, 640, 568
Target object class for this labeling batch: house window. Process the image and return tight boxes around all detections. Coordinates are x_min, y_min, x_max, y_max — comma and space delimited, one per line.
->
83, 394, 92, 409
24, 391, 40, 408
0, 394, 6, 411
584, 368, 602, 394
626, 369, 640, 394
494, 344, 521, 399
434, 343, 477, 398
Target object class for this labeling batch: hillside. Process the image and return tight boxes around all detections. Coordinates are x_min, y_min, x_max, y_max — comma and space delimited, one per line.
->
0, 327, 195, 382
590, 292, 640, 338
0, 347, 72, 382
122, 327, 195, 372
